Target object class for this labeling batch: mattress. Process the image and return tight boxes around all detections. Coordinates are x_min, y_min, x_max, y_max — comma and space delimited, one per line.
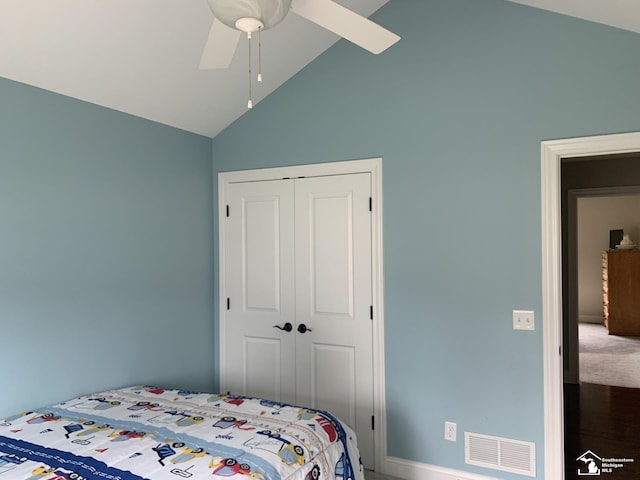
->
0, 385, 363, 480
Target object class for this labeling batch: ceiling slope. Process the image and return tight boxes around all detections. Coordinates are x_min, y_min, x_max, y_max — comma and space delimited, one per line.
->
1, 1, 638, 138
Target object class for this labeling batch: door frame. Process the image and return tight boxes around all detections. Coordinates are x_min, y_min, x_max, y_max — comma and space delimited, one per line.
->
218, 157, 387, 472
541, 132, 640, 478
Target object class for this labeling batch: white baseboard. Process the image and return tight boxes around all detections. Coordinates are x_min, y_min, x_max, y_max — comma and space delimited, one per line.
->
384, 456, 498, 480
579, 315, 604, 324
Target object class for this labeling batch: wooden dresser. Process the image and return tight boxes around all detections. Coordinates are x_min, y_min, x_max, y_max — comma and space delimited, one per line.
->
602, 250, 640, 336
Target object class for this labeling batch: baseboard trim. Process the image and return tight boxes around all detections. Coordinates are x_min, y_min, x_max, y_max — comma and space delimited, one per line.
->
384, 456, 498, 480
579, 315, 604, 324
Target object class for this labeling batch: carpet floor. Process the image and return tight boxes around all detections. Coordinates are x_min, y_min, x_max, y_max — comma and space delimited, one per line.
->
579, 322, 640, 388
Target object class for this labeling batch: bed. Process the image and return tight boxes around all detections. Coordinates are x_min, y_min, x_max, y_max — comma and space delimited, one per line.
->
0, 385, 363, 480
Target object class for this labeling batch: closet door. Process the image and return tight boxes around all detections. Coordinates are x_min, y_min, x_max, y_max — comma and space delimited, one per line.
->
222, 179, 296, 404
222, 172, 375, 468
294, 173, 374, 467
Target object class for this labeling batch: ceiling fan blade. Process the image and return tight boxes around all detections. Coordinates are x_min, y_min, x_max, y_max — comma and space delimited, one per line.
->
290, 0, 400, 54
199, 18, 242, 70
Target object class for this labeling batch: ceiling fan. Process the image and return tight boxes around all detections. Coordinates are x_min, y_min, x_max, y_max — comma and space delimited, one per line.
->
199, 0, 401, 70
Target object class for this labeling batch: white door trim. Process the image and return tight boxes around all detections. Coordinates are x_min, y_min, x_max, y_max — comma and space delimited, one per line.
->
218, 157, 387, 472
541, 132, 640, 479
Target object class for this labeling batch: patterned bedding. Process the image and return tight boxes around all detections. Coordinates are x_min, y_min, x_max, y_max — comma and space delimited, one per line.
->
0, 386, 363, 480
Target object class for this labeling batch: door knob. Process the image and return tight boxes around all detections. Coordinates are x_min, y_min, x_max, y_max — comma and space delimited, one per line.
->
273, 322, 293, 332
297, 323, 312, 334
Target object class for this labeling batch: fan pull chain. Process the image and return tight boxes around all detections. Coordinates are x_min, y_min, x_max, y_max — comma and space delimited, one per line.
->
247, 32, 253, 109
257, 29, 263, 83
245, 26, 264, 109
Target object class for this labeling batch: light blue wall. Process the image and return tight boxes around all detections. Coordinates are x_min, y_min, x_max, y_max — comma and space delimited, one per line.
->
0, 78, 214, 417
211, 0, 640, 477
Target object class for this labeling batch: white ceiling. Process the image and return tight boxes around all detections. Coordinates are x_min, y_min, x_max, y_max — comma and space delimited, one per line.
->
1, 0, 639, 138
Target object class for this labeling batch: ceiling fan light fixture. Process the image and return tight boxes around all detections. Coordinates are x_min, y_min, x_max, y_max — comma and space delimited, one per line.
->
207, 0, 292, 31
200, 0, 401, 109
235, 17, 264, 33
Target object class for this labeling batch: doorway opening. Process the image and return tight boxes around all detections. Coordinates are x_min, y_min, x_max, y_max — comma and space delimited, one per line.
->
573, 191, 640, 385
541, 132, 640, 479
560, 156, 640, 479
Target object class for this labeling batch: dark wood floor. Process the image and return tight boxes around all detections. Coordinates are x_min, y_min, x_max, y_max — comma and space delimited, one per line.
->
564, 383, 640, 479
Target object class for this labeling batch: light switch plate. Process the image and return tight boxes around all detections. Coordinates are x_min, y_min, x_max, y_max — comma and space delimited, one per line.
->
513, 310, 535, 331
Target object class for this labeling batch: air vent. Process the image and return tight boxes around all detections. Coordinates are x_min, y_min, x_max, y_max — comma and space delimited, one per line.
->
465, 432, 536, 477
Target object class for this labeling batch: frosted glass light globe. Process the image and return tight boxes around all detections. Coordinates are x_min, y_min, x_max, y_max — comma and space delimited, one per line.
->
206, 0, 293, 30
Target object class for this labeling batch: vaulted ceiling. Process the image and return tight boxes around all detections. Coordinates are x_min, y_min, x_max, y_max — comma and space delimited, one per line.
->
1, 0, 638, 138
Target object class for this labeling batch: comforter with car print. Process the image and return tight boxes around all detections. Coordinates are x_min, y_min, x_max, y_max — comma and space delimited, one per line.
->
0, 385, 362, 480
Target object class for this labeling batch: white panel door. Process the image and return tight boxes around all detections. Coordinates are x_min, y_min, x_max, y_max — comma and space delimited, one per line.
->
222, 172, 375, 469
223, 180, 296, 404
294, 173, 374, 468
